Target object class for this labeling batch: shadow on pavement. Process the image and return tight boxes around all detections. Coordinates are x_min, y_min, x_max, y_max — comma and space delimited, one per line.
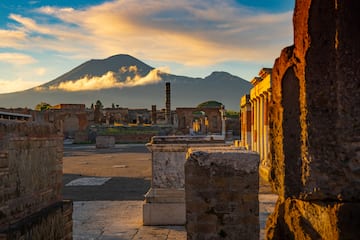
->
63, 174, 151, 201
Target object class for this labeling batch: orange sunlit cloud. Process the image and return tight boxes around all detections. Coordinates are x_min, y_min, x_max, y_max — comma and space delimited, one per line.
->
0, 78, 43, 93
0, 53, 36, 65
32, 0, 292, 64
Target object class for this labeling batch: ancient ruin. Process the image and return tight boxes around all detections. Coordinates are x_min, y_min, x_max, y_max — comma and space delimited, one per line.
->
267, 0, 360, 239
185, 147, 259, 240
0, 118, 72, 239
240, 68, 272, 181
143, 135, 229, 225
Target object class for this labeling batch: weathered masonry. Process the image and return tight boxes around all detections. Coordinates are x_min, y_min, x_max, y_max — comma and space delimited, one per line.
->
143, 135, 229, 225
266, 0, 360, 239
185, 147, 259, 240
0, 120, 72, 239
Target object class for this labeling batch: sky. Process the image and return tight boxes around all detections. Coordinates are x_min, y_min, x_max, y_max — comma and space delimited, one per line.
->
0, 0, 295, 94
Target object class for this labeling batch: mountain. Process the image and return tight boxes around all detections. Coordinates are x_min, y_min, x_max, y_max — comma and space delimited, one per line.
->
0, 54, 252, 110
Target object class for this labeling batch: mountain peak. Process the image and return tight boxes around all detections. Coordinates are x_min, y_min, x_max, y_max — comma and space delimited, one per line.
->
204, 71, 247, 82
42, 54, 153, 87
0, 54, 253, 110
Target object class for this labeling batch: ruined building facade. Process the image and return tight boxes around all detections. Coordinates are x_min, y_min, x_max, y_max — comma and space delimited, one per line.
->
240, 68, 272, 178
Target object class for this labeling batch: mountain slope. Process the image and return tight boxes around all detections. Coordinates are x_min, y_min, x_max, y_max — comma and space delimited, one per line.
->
41, 54, 153, 87
0, 55, 252, 110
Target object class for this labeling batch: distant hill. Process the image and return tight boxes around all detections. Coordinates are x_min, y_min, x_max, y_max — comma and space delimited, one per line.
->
0, 54, 252, 110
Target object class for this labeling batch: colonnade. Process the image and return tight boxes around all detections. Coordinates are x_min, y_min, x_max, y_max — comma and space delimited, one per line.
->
250, 92, 270, 167
240, 68, 272, 168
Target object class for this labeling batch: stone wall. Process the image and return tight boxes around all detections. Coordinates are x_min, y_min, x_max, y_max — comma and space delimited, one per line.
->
0, 201, 73, 240
0, 120, 72, 239
185, 147, 259, 240
267, 0, 360, 238
32, 109, 91, 139
96, 135, 115, 148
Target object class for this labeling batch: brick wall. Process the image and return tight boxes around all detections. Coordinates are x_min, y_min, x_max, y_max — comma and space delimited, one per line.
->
0, 119, 71, 239
0, 201, 72, 240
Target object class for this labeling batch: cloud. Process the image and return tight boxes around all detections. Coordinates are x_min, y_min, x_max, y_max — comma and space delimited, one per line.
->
43, 66, 169, 92
0, 78, 42, 94
4, 0, 292, 65
0, 53, 36, 65
0, 29, 27, 48
35, 67, 46, 76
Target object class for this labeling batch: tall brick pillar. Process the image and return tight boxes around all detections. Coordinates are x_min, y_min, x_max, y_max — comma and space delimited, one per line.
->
165, 82, 171, 125
267, 0, 360, 239
151, 105, 157, 125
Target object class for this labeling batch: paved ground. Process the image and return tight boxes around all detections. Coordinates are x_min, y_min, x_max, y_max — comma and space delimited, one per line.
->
63, 144, 277, 240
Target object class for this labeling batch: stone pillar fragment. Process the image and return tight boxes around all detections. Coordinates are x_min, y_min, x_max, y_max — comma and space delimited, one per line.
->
267, 0, 360, 239
240, 94, 251, 149
185, 147, 259, 240
270, 0, 360, 202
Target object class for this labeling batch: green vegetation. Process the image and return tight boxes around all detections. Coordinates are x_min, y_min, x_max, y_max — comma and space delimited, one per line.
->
95, 100, 103, 109
225, 110, 239, 118
197, 100, 223, 108
35, 102, 52, 111
98, 126, 159, 135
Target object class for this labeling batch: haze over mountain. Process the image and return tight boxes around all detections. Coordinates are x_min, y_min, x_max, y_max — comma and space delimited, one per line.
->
0, 54, 252, 110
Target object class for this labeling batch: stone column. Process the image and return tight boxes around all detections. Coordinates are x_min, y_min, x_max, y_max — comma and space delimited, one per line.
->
185, 147, 259, 240
267, 0, 360, 239
256, 97, 261, 153
151, 105, 157, 125
240, 95, 251, 150
259, 94, 265, 163
253, 99, 257, 152
263, 93, 268, 166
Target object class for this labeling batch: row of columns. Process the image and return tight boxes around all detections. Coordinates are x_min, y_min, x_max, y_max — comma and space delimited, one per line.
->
250, 92, 270, 167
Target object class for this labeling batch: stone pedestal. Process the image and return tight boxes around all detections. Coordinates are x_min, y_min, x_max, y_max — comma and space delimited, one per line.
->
142, 135, 230, 225
185, 147, 259, 240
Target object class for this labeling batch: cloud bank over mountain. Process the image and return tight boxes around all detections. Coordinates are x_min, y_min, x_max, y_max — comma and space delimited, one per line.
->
0, 54, 253, 111
38, 66, 169, 91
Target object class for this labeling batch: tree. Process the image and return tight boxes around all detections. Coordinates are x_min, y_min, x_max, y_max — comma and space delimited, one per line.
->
95, 100, 103, 109
35, 102, 52, 111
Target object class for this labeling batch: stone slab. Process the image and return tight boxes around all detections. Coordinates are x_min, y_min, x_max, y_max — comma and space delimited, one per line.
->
143, 202, 186, 226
